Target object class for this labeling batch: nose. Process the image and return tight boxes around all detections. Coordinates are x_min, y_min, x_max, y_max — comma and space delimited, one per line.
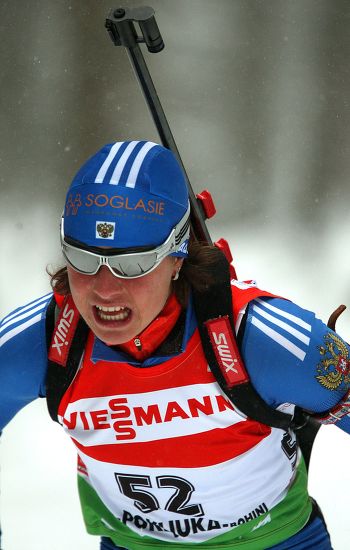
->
92, 265, 125, 298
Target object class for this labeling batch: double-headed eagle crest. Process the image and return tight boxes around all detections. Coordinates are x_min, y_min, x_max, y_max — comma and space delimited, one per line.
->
96, 222, 114, 239
316, 333, 350, 390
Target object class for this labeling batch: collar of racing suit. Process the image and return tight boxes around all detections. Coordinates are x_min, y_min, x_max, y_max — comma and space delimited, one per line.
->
116, 293, 183, 361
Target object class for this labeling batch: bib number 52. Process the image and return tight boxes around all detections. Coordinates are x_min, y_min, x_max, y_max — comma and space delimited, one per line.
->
115, 473, 204, 516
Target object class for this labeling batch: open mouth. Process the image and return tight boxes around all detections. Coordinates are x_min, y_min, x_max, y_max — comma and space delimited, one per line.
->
95, 305, 131, 322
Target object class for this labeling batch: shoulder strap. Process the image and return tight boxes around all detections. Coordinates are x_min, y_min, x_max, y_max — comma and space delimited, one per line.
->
45, 295, 89, 423
192, 252, 306, 431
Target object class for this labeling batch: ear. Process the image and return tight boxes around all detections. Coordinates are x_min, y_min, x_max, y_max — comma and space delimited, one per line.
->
172, 258, 184, 280
174, 258, 184, 269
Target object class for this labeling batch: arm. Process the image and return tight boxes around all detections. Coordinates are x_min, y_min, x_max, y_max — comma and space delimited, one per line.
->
0, 293, 52, 549
240, 296, 350, 432
0, 293, 51, 430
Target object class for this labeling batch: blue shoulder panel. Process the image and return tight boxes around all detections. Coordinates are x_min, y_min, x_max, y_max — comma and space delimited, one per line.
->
241, 297, 350, 414
0, 293, 52, 430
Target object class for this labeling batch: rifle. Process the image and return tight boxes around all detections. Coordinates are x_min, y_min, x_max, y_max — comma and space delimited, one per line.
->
104, 9, 350, 465
105, 6, 236, 275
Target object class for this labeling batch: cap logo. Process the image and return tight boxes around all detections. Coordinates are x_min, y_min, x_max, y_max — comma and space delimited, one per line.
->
96, 221, 115, 239
66, 193, 82, 215
178, 239, 189, 255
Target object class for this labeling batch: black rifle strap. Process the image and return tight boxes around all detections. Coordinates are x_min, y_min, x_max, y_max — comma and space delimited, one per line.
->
192, 252, 306, 431
45, 297, 89, 422
294, 417, 321, 470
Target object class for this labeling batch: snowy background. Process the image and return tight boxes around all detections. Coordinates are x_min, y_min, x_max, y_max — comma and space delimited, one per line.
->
1, 0, 350, 548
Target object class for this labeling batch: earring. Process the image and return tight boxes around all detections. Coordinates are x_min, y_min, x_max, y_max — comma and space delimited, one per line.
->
172, 269, 180, 281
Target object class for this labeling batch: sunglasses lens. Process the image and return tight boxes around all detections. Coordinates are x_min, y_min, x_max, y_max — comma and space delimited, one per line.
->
109, 253, 158, 277
62, 244, 100, 274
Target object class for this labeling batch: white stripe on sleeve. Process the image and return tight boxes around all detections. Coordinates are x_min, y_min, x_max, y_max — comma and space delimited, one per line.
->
0, 302, 48, 335
252, 304, 310, 345
0, 313, 43, 348
1, 293, 51, 325
251, 316, 306, 361
255, 298, 312, 331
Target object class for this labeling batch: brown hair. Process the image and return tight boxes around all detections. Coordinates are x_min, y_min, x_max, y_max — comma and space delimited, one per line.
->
48, 239, 224, 308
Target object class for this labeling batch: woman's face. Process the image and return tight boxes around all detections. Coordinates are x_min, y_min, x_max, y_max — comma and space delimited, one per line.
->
67, 257, 181, 345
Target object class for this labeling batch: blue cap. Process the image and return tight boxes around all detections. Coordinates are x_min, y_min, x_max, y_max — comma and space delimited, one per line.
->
63, 141, 190, 255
